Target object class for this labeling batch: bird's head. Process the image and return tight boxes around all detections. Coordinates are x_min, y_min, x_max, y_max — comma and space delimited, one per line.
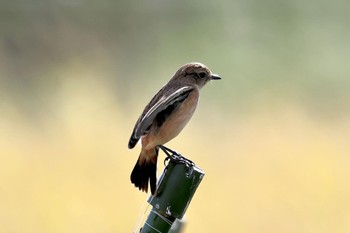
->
173, 62, 221, 88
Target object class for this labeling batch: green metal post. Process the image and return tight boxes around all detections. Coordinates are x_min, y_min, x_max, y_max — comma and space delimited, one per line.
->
138, 155, 205, 233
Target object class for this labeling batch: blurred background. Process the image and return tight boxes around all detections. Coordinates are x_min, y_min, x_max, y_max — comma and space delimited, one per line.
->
1, 0, 350, 232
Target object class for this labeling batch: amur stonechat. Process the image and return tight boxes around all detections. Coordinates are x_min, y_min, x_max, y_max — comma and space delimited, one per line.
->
128, 62, 221, 195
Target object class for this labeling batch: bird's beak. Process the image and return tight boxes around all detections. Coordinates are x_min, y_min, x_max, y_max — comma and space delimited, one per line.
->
211, 74, 221, 80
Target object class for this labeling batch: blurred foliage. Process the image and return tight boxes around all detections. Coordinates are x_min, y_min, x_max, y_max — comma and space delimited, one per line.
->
1, 0, 350, 232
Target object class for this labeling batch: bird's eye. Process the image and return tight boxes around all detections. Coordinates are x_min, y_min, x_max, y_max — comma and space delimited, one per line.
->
197, 72, 206, 78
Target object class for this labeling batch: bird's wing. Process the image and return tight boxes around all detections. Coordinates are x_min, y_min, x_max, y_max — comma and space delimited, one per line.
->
128, 85, 194, 149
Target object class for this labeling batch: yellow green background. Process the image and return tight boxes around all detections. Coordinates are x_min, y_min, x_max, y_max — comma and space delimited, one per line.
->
1, 1, 350, 232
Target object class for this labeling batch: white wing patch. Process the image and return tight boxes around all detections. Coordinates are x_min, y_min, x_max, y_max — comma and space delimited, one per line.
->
135, 86, 194, 138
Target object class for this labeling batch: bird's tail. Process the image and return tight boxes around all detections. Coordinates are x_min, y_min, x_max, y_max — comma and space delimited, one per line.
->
130, 147, 158, 195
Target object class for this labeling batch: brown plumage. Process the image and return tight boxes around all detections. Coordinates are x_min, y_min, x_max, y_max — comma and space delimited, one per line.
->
128, 62, 221, 195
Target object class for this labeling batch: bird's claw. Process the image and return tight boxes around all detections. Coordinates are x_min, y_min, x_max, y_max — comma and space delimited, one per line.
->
158, 145, 195, 168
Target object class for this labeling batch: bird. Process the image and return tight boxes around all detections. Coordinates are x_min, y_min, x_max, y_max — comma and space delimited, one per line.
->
128, 62, 221, 195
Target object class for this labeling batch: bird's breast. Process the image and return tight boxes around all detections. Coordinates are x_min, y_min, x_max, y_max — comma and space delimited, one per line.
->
142, 88, 199, 149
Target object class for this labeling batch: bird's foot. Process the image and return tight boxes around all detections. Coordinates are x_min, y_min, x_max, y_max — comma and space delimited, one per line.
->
157, 145, 195, 168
